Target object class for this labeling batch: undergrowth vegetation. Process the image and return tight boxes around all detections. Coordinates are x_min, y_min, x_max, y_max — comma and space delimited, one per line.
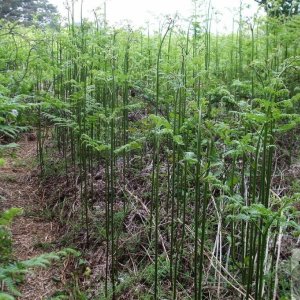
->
0, 0, 300, 299
0, 208, 80, 300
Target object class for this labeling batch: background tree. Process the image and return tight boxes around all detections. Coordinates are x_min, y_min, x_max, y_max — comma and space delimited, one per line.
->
255, 0, 300, 17
0, 0, 58, 25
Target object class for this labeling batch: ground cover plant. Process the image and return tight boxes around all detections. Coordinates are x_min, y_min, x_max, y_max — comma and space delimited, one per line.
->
0, 0, 300, 299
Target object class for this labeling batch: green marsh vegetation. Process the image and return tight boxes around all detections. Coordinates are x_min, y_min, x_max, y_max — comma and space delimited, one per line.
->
0, 0, 300, 298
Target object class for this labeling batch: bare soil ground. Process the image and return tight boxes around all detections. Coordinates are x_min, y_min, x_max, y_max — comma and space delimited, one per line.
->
0, 137, 67, 300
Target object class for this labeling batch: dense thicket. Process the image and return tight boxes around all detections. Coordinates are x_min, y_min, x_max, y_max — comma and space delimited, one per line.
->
0, 2, 300, 299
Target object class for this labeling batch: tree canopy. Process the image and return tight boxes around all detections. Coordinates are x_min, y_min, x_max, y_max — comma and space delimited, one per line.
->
0, 0, 58, 25
255, 0, 300, 17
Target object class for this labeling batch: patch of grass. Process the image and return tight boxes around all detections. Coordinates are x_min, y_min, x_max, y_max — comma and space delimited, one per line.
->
24, 207, 56, 221
0, 158, 5, 167
12, 158, 28, 168
33, 241, 57, 251
292, 179, 300, 194
0, 173, 18, 183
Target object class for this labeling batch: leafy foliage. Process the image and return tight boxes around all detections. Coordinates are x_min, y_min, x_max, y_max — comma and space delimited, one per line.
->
255, 0, 300, 16
0, 0, 58, 25
0, 207, 80, 299
0, 208, 22, 265
0, 2, 300, 299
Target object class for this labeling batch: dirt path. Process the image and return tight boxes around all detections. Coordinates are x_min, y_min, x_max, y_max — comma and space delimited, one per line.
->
0, 137, 65, 299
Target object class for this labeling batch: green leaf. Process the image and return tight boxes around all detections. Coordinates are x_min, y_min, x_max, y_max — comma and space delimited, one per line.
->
0, 143, 19, 150
148, 114, 172, 130
0, 208, 23, 226
173, 135, 184, 145
183, 152, 198, 164
81, 134, 110, 153
0, 292, 15, 300
114, 140, 143, 155
0, 158, 5, 167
